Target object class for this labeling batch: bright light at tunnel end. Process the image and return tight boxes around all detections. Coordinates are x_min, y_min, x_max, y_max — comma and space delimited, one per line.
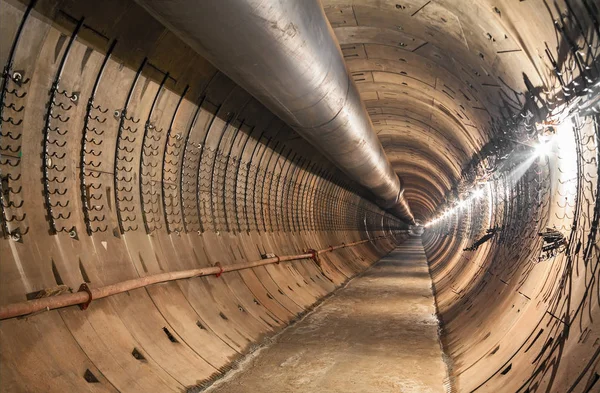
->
424, 118, 572, 229
424, 185, 487, 227
534, 139, 553, 158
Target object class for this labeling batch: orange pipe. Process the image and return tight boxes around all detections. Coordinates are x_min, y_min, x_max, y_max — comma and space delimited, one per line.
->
0, 236, 388, 320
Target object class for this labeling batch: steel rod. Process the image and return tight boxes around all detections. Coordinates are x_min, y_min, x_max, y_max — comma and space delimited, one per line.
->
0, 236, 388, 320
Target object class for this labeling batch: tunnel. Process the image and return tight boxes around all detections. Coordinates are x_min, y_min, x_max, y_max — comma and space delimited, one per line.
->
0, 0, 599, 392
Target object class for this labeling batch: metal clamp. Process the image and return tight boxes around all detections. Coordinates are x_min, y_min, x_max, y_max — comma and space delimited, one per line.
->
306, 249, 322, 271
77, 283, 92, 310
306, 249, 318, 263
214, 262, 224, 278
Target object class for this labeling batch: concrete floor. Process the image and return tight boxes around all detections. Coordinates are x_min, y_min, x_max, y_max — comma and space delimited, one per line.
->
206, 237, 447, 393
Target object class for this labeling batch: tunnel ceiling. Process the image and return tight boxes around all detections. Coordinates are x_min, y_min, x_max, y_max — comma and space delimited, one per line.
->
322, 0, 556, 219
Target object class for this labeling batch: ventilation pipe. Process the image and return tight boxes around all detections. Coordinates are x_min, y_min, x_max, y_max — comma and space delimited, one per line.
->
137, 0, 415, 224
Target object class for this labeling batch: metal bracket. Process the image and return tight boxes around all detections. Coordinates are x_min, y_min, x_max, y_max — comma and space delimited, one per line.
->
306, 249, 320, 265
214, 262, 224, 278
77, 283, 92, 310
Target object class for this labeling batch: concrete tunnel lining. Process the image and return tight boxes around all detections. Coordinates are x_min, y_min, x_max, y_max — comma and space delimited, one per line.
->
0, 0, 599, 392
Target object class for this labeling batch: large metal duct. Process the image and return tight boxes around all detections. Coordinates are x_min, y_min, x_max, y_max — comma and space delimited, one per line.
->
136, 0, 415, 224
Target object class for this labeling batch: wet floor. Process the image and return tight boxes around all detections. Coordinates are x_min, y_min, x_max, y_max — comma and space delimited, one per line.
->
206, 237, 447, 393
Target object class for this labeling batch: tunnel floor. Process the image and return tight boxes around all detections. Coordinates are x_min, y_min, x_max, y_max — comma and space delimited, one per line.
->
205, 237, 446, 393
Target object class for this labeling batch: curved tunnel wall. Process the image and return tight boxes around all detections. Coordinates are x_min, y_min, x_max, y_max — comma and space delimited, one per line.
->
0, 1, 407, 391
423, 115, 600, 392
1, 0, 600, 392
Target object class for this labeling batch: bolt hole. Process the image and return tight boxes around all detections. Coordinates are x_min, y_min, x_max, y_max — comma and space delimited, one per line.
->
132, 348, 146, 361
162, 327, 179, 343
83, 369, 99, 383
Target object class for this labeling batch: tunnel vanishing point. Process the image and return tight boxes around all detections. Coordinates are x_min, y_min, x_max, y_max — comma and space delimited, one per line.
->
0, 0, 599, 392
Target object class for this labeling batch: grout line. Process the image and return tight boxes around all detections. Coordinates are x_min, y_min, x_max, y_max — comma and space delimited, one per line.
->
411, 1, 431, 17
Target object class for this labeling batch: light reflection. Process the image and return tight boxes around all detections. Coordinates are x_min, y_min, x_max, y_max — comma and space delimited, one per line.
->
535, 140, 552, 158
424, 121, 573, 228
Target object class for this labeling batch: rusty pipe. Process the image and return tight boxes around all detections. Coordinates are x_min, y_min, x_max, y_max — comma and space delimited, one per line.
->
0, 237, 389, 320
135, 0, 415, 225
